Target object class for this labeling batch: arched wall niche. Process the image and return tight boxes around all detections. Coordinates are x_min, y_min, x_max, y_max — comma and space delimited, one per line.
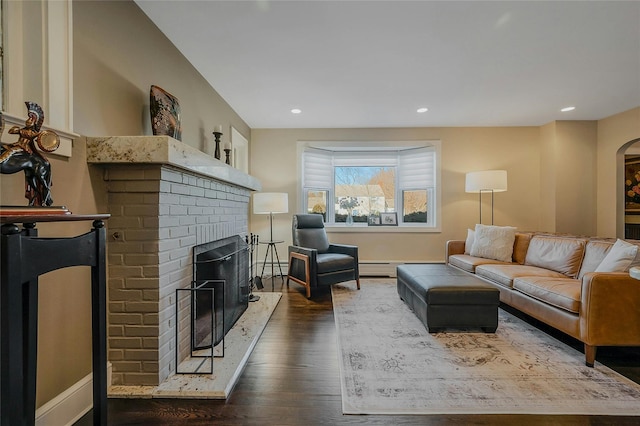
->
619, 137, 640, 238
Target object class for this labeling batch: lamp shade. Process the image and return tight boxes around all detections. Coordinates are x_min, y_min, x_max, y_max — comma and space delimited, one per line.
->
253, 192, 289, 214
465, 170, 507, 193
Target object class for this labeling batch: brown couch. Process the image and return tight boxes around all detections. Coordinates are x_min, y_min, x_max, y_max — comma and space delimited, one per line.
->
446, 232, 640, 367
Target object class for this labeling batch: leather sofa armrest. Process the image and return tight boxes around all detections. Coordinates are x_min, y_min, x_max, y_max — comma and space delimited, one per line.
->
446, 240, 465, 262
580, 272, 640, 346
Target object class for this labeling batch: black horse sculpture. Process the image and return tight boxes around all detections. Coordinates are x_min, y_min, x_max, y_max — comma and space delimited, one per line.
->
0, 149, 53, 206
0, 103, 58, 207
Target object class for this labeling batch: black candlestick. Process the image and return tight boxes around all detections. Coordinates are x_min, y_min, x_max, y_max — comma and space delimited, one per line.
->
213, 131, 222, 160
224, 148, 231, 165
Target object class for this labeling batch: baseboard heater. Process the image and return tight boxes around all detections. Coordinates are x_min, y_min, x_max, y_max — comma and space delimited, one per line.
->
358, 261, 441, 277
360, 262, 412, 277
255, 261, 442, 279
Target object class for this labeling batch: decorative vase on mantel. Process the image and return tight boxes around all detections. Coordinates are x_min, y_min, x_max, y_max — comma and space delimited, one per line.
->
150, 85, 182, 141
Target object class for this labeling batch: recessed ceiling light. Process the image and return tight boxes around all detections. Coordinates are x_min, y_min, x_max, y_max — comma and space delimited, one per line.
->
560, 106, 576, 112
291, 108, 302, 114
417, 107, 429, 113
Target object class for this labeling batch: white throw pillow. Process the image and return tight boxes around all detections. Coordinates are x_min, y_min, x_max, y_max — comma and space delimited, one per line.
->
595, 239, 640, 272
464, 228, 475, 254
470, 224, 517, 262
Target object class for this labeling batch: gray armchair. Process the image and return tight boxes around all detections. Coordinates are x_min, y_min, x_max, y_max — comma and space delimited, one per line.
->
286, 214, 360, 298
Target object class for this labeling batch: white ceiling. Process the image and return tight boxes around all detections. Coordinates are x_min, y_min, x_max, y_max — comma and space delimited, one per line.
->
134, 0, 640, 129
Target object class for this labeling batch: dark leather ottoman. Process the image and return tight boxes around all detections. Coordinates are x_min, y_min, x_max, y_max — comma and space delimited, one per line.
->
397, 264, 499, 333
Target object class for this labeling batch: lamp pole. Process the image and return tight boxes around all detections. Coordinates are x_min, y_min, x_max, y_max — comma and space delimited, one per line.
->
478, 189, 495, 225
269, 211, 275, 284
269, 211, 274, 241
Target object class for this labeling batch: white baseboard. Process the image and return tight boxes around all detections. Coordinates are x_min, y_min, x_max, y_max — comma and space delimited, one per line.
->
36, 363, 112, 426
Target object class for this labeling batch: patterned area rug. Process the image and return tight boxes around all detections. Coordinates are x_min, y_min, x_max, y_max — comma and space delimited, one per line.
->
332, 281, 640, 415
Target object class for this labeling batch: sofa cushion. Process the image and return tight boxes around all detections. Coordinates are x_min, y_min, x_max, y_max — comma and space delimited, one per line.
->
524, 236, 587, 278
595, 239, 640, 272
578, 240, 614, 279
512, 232, 533, 265
476, 264, 567, 289
577, 238, 640, 277
464, 228, 475, 255
470, 224, 517, 262
464, 231, 531, 262
448, 254, 508, 273
316, 253, 355, 274
513, 276, 581, 314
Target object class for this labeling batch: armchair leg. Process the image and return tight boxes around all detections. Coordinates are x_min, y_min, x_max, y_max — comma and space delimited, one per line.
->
287, 252, 312, 298
356, 277, 360, 290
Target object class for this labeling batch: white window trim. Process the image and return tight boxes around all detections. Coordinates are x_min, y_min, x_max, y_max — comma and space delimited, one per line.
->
297, 140, 442, 233
2, 0, 76, 158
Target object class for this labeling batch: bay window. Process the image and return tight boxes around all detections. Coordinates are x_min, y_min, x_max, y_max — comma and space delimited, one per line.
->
299, 141, 440, 229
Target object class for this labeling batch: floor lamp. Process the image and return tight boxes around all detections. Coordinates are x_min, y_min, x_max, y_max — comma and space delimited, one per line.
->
465, 170, 507, 225
253, 192, 288, 290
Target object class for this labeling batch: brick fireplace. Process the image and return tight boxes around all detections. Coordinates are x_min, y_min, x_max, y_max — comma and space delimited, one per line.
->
87, 136, 260, 386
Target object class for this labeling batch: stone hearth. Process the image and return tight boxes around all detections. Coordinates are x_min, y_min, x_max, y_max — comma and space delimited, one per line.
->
87, 136, 260, 386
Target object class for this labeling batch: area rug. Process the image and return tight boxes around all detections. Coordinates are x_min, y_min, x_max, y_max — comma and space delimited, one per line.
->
332, 281, 640, 415
109, 292, 281, 399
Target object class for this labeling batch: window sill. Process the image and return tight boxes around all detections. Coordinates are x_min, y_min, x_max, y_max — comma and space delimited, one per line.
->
325, 225, 440, 233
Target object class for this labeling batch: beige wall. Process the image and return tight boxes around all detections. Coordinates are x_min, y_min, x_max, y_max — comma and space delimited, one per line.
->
597, 107, 640, 237
250, 112, 637, 263
539, 122, 557, 231
250, 127, 541, 262
539, 121, 598, 235
73, 0, 250, 145
554, 121, 598, 236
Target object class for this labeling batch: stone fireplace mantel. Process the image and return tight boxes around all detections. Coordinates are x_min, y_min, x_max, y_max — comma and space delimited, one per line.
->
86, 135, 260, 387
86, 136, 261, 191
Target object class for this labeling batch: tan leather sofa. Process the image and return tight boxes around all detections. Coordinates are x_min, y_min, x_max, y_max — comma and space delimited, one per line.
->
446, 233, 640, 367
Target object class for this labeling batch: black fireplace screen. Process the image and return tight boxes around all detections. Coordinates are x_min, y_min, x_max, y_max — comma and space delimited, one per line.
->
192, 235, 249, 349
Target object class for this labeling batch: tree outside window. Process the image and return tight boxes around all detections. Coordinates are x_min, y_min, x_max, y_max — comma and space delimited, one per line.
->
403, 190, 428, 222
334, 166, 394, 223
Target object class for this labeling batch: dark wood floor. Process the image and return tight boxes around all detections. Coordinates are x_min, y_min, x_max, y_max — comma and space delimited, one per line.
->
78, 279, 640, 425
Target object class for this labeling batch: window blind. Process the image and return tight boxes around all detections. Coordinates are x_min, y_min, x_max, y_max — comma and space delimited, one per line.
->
303, 146, 435, 189
398, 147, 435, 189
332, 151, 397, 167
302, 149, 332, 189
